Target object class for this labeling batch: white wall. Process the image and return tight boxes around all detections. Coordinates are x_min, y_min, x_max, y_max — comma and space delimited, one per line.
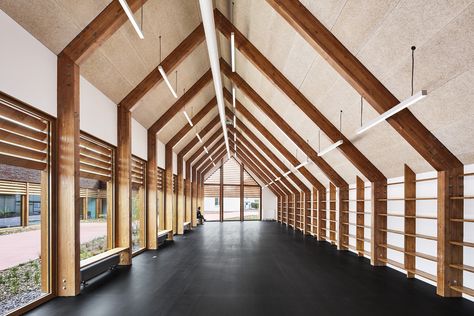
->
132, 118, 147, 160
262, 187, 277, 220
0, 9, 56, 117
80, 76, 117, 146
1, 8, 148, 159
157, 139, 166, 169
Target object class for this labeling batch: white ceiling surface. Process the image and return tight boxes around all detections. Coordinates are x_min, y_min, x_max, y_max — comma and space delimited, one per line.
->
216, 0, 474, 183
1, 0, 473, 187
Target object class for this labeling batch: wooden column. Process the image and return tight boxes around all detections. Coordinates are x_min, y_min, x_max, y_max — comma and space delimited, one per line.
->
185, 177, 192, 225
437, 167, 463, 297
22, 183, 30, 226
146, 132, 158, 249
115, 106, 132, 265
318, 189, 326, 241
356, 177, 365, 256
177, 156, 185, 234
312, 187, 318, 235
106, 181, 113, 250
82, 190, 88, 220
219, 164, 224, 221
404, 165, 416, 278
304, 191, 311, 234
240, 163, 244, 221
164, 145, 173, 233
371, 179, 387, 266
338, 185, 349, 250
40, 170, 49, 292
329, 183, 336, 244
57, 53, 80, 296
138, 186, 146, 249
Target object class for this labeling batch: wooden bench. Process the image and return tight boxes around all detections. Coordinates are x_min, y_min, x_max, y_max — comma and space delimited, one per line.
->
80, 247, 127, 286
157, 229, 173, 246
183, 221, 191, 231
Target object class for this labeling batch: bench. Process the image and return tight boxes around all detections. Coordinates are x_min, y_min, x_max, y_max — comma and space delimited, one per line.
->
183, 221, 191, 231
157, 229, 173, 246
80, 247, 127, 286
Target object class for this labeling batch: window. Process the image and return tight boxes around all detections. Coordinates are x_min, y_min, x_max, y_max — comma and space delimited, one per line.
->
131, 156, 146, 253
202, 158, 261, 222
0, 94, 52, 314
79, 134, 114, 262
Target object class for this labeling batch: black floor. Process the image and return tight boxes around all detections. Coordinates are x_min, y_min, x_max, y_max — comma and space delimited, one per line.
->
29, 221, 474, 316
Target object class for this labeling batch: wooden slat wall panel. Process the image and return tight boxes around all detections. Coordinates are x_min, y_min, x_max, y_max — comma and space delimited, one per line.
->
131, 156, 145, 185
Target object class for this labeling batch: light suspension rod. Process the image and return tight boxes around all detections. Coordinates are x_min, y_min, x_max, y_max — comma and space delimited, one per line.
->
183, 110, 193, 127
356, 90, 427, 135
199, 0, 231, 159
158, 66, 178, 98
118, 0, 144, 39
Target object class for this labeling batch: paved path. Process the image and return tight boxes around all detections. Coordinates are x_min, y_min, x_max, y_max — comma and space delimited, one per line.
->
0, 222, 107, 270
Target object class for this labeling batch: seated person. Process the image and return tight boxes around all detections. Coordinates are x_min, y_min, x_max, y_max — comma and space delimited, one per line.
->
197, 207, 206, 223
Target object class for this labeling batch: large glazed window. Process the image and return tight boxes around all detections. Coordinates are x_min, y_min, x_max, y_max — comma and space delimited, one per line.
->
79, 134, 114, 262
0, 94, 52, 315
131, 156, 146, 253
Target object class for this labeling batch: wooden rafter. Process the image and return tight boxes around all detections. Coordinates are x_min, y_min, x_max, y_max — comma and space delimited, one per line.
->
229, 127, 304, 194
221, 61, 346, 187
120, 24, 205, 111
149, 69, 213, 134
264, 0, 462, 171
167, 97, 216, 148
228, 131, 294, 194
62, 0, 150, 64
223, 89, 324, 191
215, 10, 385, 182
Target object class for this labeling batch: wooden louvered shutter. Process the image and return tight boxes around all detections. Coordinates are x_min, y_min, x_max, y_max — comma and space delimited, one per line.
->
79, 134, 113, 182
131, 156, 145, 186
157, 167, 164, 191
0, 97, 49, 171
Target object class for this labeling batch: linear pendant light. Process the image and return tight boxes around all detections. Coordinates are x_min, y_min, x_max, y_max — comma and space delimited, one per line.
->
183, 110, 193, 127
318, 140, 343, 157
204, 146, 209, 154
158, 66, 178, 98
118, 0, 144, 39
294, 161, 309, 170
199, 0, 231, 159
196, 133, 203, 143
232, 86, 236, 108
356, 90, 427, 135
231, 32, 236, 72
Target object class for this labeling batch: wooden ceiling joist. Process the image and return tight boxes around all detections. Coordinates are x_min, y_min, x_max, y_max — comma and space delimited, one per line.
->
215, 10, 385, 182
120, 23, 206, 111
264, 0, 462, 171
149, 69, 213, 134
167, 97, 217, 148
62, 0, 150, 64
187, 129, 222, 168
179, 115, 220, 158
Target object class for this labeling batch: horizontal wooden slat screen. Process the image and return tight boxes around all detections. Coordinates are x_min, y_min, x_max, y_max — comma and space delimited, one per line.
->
223, 158, 240, 185
204, 168, 220, 184
131, 156, 146, 185
80, 188, 107, 199
204, 184, 220, 196
0, 96, 49, 171
157, 167, 164, 191
79, 134, 113, 182
223, 185, 240, 198
244, 186, 260, 199
243, 169, 258, 186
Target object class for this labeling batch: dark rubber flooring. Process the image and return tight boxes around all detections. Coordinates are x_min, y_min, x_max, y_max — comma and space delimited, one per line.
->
29, 221, 474, 316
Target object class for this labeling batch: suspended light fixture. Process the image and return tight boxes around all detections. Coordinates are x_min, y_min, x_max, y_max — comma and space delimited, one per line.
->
274, 177, 281, 182
183, 111, 193, 127
213, 162, 216, 167
208, 156, 213, 162
158, 66, 178, 98
118, 0, 144, 39
204, 146, 209, 154
282, 170, 291, 177
196, 133, 203, 143
199, 0, 231, 159
356, 46, 427, 135
231, 32, 236, 72
233, 115, 236, 128
295, 161, 310, 170
318, 110, 343, 157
